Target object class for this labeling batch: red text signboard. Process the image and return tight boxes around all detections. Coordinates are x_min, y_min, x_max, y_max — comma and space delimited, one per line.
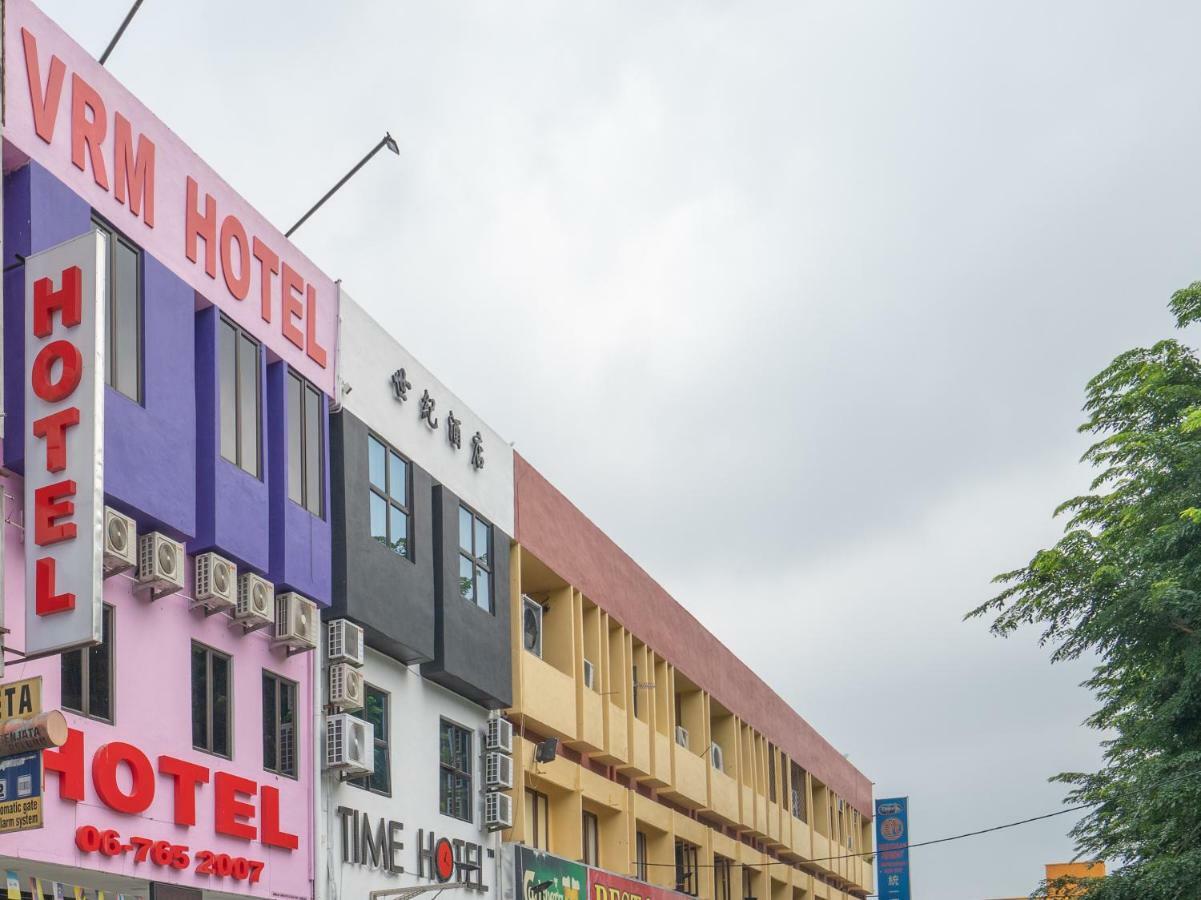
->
589, 868, 685, 900
23, 232, 104, 656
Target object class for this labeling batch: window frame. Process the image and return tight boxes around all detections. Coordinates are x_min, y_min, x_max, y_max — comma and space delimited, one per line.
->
526, 788, 549, 849
457, 504, 493, 613
635, 830, 648, 883
61, 603, 115, 723
286, 369, 324, 517
367, 433, 413, 560
714, 856, 732, 900
94, 216, 143, 404
438, 718, 474, 823
262, 670, 298, 779
350, 683, 391, 796
582, 810, 599, 866
218, 315, 263, 478
191, 641, 233, 759
674, 839, 699, 897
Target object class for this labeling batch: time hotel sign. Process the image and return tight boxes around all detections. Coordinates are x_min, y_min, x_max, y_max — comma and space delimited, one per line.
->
336, 806, 486, 890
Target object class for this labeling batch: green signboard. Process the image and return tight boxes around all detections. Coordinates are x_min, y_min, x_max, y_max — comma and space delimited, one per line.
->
513, 846, 586, 900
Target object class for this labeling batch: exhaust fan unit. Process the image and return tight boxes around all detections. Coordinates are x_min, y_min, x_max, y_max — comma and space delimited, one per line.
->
274, 592, 318, 654
325, 713, 373, 775
103, 507, 136, 577
136, 531, 184, 600
193, 552, 237, 613
327, 619, 365, 667
234, 572, 274, 632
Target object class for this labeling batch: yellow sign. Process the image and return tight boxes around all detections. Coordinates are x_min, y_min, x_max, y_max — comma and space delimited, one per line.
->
0, 676, 44, 834
0, 677, 42, 721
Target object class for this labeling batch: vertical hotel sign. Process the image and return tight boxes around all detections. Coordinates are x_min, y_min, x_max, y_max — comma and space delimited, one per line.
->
23, 233, 105, 657
874, 797, 911, 900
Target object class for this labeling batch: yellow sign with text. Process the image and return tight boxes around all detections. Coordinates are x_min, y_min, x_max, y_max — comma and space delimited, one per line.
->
0, 676, 44, 833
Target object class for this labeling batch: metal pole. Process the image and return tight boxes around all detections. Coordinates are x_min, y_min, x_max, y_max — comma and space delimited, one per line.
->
286, 133, 398, 238
99, 0, 146, 66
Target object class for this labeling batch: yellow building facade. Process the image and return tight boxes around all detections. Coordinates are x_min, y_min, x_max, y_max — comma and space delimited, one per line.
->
501, 457, 874, 900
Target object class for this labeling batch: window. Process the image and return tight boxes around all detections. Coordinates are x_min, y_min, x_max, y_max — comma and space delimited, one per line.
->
458, 506, 492, 612
632, 665, 641, 719
582, 811, 599, 866
350, 685, 390, 794
191, 643, 231, 757
635, 831, 648, 882
714, 856, 732, 900
262, 672, 297, 778
439, 720, 473, 822
674, 840, 698, 897
742, 865, 754, 900
61, 604, 114, 721
790, 763, 807, 821
287, 371, 323, 516
95, 218, 141, 402
767, 743, 777, 803
219, 317, 261, 477
526, 789, 549, 849
368, 435, 410, 558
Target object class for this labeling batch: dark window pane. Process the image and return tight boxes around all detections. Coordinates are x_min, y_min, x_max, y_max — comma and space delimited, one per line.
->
388, 452, 407, 506
287, 374, 303, 505
476, 566, 491, 612
389, 506, 408, 556
369, 437, 386, 491
459, 554, 474, 602
61, 649, 83, 714
365, 688, 386, 733
87, 607, 112, 720
219, 321, 238, 465
475, 518, 490, 568
304, 386, 322, 516
459, 507, 473, 553
211, 653, 230, 756
370, 492, 388, 545
237, 334, 259, 477
373, 743, 390, 794
262, 676, 277, 772
191, 645, 208, 749
113, 238, 139, 400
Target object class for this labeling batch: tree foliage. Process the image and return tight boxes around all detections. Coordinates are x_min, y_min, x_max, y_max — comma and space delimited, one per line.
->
968, 283, 1201, 898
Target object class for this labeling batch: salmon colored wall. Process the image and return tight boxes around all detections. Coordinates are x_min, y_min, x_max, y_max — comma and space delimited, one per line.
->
513, 453, 872, 817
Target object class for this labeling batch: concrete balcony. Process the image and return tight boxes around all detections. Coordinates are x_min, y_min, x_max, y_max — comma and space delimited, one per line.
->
766, 800, 784, 846
790, 816, 812, 861
595, 699, 628, 765
519, 653, 577, 740
573, 684, 604, 752
740, 782, 758, 833
649, 730, 672, 787
620, 717, 652, 778
666, 740, 709, 809
709, 766, 740, 824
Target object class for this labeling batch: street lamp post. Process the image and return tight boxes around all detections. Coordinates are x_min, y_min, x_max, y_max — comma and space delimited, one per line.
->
285, 133, 400, 238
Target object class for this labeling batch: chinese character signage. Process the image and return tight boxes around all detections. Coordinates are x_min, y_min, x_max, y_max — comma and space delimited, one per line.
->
24, 233, 105, 657
875, 797, 911, 900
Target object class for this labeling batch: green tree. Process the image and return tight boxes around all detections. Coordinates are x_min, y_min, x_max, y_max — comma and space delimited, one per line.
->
968, 285, 1201, 898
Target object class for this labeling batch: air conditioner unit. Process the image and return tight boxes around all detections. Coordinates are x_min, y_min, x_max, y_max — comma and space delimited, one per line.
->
485, 752, 514, 790
235, 572, 274, 631
675, 725, 690, 749
325, 713, 374, 775
710, 742, 724, 772
136, 531, 184, 600
193, 552, 237, 613
329, 663, 365, 711
522, 595, 543, 658
583, 659, 596, 690
486, 717, 514, 754
103, 507, 136, 576
484, 791, 513, 831
327, 619, 365, 667
274, 592, 318, 653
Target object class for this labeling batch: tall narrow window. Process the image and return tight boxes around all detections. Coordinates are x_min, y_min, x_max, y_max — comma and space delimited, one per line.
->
742, 866, 753, 900
526, 788, 549, 849
790, 763, 807, 821
458, 506, 492, 612
95, 219, 141, 402
286, 371, 324, 516
350, 685, 391, 795
632, 665, 640, 719
61, 604, 114, 722
582, 810, 599, 866
262, 671, 297, 778
635, 831, 648, 882
439, 720, 473, 822
219, 317, 261, 477
674, 840, 698, 897
767, 743, 777, 803
368, 435, 411, 558
191, 643, 231, 757
714, 857, 732, 900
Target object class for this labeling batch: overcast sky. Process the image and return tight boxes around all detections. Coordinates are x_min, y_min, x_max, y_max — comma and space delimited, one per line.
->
37, 2, 1201, 896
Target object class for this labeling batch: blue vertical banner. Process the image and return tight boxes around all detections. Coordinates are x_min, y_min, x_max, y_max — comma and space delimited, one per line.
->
875, 797, 911, 900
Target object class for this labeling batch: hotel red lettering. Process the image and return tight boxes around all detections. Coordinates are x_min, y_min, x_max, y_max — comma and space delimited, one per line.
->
45, 731, 300, 850
21, 27, 155, 227
29, 265, 86, 618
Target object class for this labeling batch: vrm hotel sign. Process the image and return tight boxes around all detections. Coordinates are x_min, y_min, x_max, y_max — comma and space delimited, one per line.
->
24, 232, 105, 657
